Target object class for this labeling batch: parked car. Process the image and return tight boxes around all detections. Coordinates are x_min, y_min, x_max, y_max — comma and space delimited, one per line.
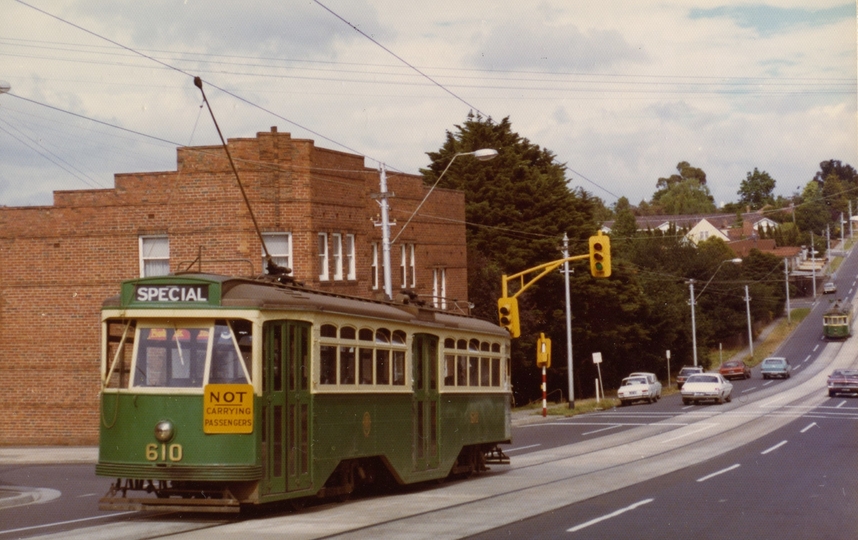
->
681, 373, 733, 405
823, 282, 837, 294
617, 373, 662, 406
827, 369, 858, 397
719, 359, 751, 380
676, 366, 703, 389
761, 357, 791, 379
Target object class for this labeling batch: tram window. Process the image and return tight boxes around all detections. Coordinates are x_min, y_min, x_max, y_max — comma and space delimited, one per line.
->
104, 320, 135, 389
321, 324, 337, 338
359, 347, 373, 384
492, 343, 500, 353
377, 349, 390, 385
457, 355, 468, 386
392, 330, 406, 345
392, 350, 406, 385
320, 344, 336, 384
480, 357, 490, 386
340, 326, 356, 340
209, 322, 249, 384
491, 358, 501, 386
340, 346, 356, 384
133, 327, 208, 388
444, 354, 455, 386
469, 357, 478, 386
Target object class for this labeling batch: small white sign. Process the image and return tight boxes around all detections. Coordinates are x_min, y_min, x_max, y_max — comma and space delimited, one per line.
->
666, 350, 671, 359
592, 352, 602, 364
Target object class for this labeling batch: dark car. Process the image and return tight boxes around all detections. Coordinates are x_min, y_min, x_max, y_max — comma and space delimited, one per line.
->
827, 369, 858, 397
676, 366, 703, 389
719, 359, 751, 380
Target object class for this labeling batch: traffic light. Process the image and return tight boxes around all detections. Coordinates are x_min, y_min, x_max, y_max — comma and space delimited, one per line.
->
589, 232, 611, 278
497, 296, 520, 338
536, 333, 551, 368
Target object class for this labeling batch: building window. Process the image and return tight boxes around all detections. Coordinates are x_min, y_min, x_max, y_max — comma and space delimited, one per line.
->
345, 234, 356, 280
371, 242, 379, 290
139, 236, 170, 277
433, 268, 446, 309
318, 233, 329, 281
262, 233, 292, 273
400, 244, 416, 288
332, 233, 343, 280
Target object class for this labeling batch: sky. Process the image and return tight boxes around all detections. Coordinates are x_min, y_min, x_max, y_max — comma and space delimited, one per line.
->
1, 0, 855, 209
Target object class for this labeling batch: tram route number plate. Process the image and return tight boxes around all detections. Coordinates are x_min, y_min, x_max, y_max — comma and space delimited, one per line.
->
203, 384, 254, 434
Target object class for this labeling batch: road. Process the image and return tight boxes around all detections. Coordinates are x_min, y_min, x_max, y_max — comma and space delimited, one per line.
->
2, 248, 857, 539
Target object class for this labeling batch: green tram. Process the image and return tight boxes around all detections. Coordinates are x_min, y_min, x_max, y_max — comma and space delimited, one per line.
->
96, 273, 511, 512
823, 300, 853, 340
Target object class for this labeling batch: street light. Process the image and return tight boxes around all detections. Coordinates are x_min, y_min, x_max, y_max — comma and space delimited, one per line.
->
689, 258, 742, 366
378, 148, 498, 299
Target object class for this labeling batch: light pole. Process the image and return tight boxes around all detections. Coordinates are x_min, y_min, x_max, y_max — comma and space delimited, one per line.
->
689, 258, 742, 366
378, 148, 497, 300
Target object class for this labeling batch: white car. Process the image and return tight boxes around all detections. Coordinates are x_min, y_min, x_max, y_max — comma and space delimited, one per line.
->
681, 373, 733, 405
617, 372, 662, 406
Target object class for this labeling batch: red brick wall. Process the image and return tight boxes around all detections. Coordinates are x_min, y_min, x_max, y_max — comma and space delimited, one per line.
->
0, 129, 467, 445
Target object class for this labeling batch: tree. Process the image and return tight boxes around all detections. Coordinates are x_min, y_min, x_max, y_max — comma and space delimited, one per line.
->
814, 160, 858, 187
737, 168, 776, 210
653, 179, 716, 215
795, 180, 829, 234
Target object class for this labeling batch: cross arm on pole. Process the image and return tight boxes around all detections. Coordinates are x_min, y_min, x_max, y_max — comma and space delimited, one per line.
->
501, 254, 589, 298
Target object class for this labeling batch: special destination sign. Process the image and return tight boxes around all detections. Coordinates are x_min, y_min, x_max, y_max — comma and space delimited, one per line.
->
135, 284, 210, 303
203, 384, 254, 434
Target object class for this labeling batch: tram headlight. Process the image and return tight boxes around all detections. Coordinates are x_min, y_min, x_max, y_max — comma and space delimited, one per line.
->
154, 420, 175, 442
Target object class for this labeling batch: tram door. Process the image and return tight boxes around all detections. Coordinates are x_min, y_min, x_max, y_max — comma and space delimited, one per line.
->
262, 321, 312, 495
412, 333, 440, 471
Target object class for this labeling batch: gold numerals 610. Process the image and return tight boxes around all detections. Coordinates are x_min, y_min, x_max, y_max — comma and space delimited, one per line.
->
145, 443, 183, 462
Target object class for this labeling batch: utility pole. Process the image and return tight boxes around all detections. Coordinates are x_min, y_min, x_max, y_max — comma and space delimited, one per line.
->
689, 280, 698, 367
562, 233, 574, 408
784, 258, 791, 324
744, 285, 753, 357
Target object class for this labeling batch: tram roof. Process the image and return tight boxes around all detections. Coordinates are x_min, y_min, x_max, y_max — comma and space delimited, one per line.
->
102, 273, 508, 337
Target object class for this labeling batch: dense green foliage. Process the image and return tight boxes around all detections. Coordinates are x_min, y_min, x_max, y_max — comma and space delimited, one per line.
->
423, 116, 851, 405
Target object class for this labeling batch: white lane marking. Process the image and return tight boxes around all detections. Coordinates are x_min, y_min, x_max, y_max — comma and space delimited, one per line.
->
762, 381, 774, 386
697, 464, 741, 482
0, 512, 136, 536
582, 425, 622, 436
504, 443, 541, 453
567, 498, 655, 532
741, 387, 757, 393
836, 400, 847, 408
813, 344, 820, 351
801, 422, 818, 433
761, 440, 788, 454
803, 355, 811, 363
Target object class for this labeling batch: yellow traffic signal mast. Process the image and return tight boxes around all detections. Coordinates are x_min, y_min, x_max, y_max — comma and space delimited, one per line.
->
497, 233, 611, 338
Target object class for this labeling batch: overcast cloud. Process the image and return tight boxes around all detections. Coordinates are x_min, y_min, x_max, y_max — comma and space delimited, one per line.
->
1, 0, 855, 210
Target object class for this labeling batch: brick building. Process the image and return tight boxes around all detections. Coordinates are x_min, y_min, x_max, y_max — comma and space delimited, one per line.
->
0, 128, 469, 445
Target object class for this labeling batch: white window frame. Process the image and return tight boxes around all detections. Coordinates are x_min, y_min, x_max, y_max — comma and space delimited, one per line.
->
433, 267, 447, 309
318, 233, 329, 281
261, 232, 292, 274
345, 234, 356, 280
139, 235, 170, 277
371, 242, 379, 290
332, 233, 343, 280
408, 244, 416, 288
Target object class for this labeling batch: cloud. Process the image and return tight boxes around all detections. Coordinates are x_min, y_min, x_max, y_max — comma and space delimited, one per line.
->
689, 4, 856, 37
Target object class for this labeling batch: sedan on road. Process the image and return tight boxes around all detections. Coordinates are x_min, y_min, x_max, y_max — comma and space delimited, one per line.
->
617, 373, 662, 406
827, 369, 858, 397
719, 359, 751, 380
681, 373, 733, 405
823, 282, 837, 294
761, 357, 791, 379
676, 366, 703, 389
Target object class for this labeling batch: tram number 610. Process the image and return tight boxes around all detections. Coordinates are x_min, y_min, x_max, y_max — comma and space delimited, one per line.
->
145, 443, 183, 462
